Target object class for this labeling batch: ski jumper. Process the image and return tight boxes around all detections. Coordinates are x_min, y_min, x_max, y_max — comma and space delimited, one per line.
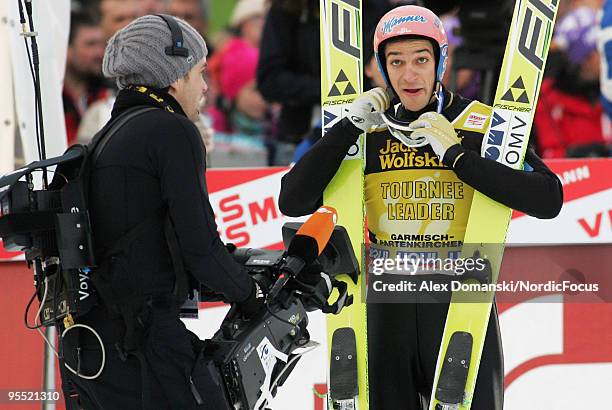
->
279, 87, 563, 409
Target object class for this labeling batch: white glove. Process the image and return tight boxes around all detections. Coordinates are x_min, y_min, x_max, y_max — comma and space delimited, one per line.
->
409, 112, 461, 161
347, 87, 391, 132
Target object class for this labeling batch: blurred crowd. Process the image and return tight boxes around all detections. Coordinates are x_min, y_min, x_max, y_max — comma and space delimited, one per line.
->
63, 0, 611, 169
536, 0, 611, 158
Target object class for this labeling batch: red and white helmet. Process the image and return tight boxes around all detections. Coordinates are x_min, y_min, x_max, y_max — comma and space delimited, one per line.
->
374, 5, 449, 88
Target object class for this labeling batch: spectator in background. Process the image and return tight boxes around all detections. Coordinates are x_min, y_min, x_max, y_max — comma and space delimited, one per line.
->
600, 0, 612, 119
63, 12, 107, 145
228, 0, 265, 47
223, 0, 269, 133
257, 0, 320, 164
440, 13, 482, 100
167, 0, 215, 153
534, 6, 611, 158
99, 0, 140, 41
167, 0, 209, 37
258, 0, 389, 164
75, 0, 140, 144
138, 0, 166, 14
545, 0, 604, 80
212, 0, 272, 140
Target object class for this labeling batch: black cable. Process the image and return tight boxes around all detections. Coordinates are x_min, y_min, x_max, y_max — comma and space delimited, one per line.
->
23, 42, 42, 162
23, 0, 48, 186
16, 0, 25, 23
17, 1, 36, 86
17, 0, 43, 162
23, 286, 42, 330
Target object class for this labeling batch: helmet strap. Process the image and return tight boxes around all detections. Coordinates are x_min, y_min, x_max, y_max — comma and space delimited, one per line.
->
434, 82, 444, 113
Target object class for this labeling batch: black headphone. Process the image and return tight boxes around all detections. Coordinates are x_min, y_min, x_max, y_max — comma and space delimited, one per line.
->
156, 14, 190, 57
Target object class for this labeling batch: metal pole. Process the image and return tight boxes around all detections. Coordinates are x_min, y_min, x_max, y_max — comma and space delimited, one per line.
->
42, 326, 56, 410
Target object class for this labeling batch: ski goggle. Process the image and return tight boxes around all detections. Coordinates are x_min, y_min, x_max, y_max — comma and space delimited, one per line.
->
381, 84, 445, 148
381, 108, 428, 148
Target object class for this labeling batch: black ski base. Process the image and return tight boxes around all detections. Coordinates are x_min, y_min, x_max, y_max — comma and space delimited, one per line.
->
330, 327, 358, 406
435, 331, 473, 405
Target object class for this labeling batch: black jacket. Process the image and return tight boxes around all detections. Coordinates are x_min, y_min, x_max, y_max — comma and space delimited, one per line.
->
257, 2, 321, 142
89, 88, 252, 303
257, 0, 391, 143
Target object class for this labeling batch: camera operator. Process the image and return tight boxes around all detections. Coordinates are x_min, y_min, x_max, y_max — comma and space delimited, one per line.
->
59, 15, 265, 410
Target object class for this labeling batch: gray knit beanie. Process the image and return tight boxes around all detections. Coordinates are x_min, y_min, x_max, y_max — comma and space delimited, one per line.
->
102, 14, 207, 89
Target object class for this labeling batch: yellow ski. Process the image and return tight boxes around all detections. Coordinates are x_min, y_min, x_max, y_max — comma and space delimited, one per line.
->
429, 1, 559, 409
320, 0, 367, 409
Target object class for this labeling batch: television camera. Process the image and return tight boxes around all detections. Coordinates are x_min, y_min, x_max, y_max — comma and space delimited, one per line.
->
195, 214, 360, 409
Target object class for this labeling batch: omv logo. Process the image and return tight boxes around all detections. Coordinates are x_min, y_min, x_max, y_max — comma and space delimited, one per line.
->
484, 111, 508, 160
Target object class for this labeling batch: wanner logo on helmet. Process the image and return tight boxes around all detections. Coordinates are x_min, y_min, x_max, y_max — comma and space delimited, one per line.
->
382, 15, 427, 35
